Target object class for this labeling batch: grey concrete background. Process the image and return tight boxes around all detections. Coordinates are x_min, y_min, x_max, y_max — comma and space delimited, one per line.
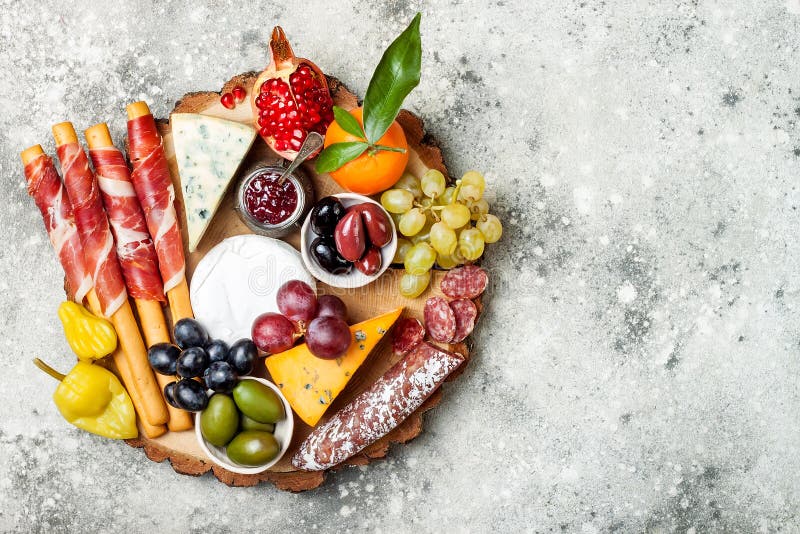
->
1, 0, 799, 532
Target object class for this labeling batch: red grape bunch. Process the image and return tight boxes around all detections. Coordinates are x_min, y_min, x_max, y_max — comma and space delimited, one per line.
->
251, 280, 352, 360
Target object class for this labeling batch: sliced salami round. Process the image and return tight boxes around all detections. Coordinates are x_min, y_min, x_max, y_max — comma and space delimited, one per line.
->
424, 296, 456, 343
440, 265, 488, 299
450, 299, 478, 342
392, 317, 425, 356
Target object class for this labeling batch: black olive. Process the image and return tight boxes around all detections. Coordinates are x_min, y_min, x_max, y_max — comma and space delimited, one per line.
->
205, 339, 230, 364
147, 343, 180, 375
173, 379, 209, 412
174, 318, 209, 349
310, 196, 347, 236
310, 236, 352, 275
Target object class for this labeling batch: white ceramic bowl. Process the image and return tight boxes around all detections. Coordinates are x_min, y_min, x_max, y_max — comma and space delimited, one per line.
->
301, 193, 398, 289
195, 376, 294, 475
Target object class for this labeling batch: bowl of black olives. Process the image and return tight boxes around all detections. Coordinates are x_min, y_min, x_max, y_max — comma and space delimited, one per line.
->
301, 194, 397, 288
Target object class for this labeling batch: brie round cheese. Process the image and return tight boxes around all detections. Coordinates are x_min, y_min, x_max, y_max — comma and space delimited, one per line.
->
190, 235, 315, 344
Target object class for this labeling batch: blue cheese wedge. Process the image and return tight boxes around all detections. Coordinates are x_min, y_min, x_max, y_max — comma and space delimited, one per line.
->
171, 113, 257, 252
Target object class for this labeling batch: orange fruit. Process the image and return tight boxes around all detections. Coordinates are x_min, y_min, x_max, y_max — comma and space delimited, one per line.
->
323, 107, 409, 195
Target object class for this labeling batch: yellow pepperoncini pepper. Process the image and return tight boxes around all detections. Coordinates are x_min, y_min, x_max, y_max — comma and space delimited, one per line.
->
58, 301, 117, 361
34, 358, 138, 440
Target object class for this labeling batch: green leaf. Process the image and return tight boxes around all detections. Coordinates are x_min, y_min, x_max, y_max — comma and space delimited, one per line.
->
362, 13, 422, 144
332, 106, 366, 139
315, 142, 369, 174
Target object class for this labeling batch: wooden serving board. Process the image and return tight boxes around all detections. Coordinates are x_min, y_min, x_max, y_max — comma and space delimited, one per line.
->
124, 73, 476, 491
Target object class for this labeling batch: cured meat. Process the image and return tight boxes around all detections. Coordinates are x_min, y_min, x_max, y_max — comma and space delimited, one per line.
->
424, 296, 456, 343
450, 299, 478, 343
89, 145, 165, 302
440, 265, 488, 299
23, 153, 92, 301
57, 142, 127, 317
392, 317, 425, 356
127, 113, 185, 292
292, 341, 464, 471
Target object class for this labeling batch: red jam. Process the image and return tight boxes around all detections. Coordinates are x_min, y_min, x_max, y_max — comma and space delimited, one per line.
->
243, 171, 299, 225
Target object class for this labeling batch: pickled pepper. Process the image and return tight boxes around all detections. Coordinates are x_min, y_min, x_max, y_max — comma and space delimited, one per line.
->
34, 358, 138, 439
58, 301, 118, 361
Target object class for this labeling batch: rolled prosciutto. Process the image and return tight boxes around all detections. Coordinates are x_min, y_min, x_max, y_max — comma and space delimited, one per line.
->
127, 111, 185, 293
57, 140, 127, 317
89, 144, 165, 302
23, 151, 92, 302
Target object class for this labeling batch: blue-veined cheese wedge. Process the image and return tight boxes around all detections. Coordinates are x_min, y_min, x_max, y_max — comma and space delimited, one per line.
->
171, 113, 257, 252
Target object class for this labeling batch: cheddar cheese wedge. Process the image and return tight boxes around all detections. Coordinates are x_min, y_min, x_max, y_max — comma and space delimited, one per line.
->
266, 307, 403, 427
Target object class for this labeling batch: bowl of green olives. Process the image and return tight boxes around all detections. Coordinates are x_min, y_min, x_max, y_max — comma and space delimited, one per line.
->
195, 376, 294, 474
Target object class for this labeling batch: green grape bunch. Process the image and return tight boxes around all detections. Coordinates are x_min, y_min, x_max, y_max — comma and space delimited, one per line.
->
381, 169, 503, 298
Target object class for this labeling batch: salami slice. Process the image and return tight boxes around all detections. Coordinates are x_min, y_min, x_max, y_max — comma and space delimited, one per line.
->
440, 265, 488, 299
392, 317, 425, 356
450, 299, 478, 343
424, 296, 456, 343
292, 341, 464, 471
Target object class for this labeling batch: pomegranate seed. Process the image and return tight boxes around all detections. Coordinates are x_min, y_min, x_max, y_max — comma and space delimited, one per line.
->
275, 140, 289, 151
289, 138, 302, 150
260, 126, 270, 137
258, 115, 269, 127
220, 92, 235, 109
232, 85, 246, 103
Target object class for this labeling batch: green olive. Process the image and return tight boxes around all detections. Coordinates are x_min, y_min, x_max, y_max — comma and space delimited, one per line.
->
240, 414, 275, 433
232, 380, 285, 423
225, 430, 280, 466
200, 394, 239, 447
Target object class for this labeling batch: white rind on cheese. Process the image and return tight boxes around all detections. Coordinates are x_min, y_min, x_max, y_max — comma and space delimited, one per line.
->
189, 235, 315, 344
171, 113, 256, 252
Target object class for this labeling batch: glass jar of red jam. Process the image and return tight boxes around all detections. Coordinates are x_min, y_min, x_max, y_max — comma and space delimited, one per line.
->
236, 163, 314, 238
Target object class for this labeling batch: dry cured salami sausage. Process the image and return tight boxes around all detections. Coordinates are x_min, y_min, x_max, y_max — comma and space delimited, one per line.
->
292, 342, 464, 471
424, 296, 456, 343
392, 317, 425, 356
450, 299, 478, 343
440, 265, 488, 299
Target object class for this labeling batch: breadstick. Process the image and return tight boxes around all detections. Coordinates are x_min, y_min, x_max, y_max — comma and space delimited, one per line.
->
21, 144, 165, 438
52, 122, 168, 428
86, 291, 166, 438
85, 123, 193, 432
126, 101, 195, 325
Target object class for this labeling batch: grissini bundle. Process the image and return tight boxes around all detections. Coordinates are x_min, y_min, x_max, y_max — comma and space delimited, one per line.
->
21, 144, 166, 438
85, 123, 193, 432
126, 101, 194, 323
51, 122, 169, 431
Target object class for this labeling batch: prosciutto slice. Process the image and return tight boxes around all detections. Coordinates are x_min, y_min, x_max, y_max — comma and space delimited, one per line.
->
127, 114, 185, 293
89, 146, 165, 302
57, 142, 127, 317
23, 153, 92, 302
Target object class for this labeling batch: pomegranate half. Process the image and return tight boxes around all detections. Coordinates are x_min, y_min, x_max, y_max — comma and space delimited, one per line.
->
251, 27, 334, 160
